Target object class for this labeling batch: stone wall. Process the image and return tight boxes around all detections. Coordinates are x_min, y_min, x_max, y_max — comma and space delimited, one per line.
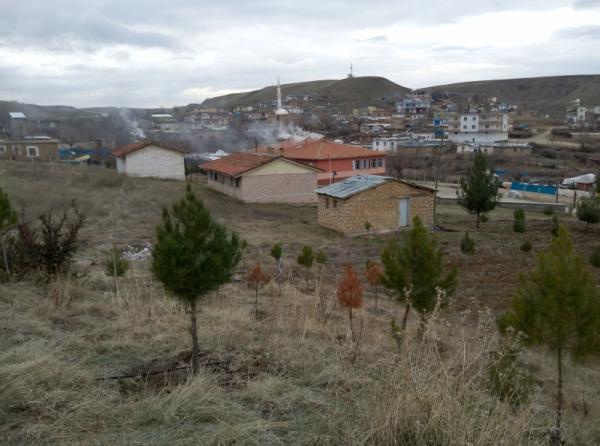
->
208, 172, 317, 203
317, 180, 434, 235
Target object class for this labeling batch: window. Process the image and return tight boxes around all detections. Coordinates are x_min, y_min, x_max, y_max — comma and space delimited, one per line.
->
11, 145, 20, 155
0, 145, 5, 154
472, 116, 477, 121
362, 159, 368, 169
235, 178, 241, 188
354, 160, 360, 170
463, 117, 468, 121
471, 125, 476, 129
377, 158, 383, 168
26, 146, 39, 157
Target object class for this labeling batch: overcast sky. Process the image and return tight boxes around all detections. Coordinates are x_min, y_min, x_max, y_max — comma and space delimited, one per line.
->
1, 0, 600, 108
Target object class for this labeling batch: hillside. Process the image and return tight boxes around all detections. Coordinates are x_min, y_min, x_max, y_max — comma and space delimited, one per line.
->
200, 76, 411, 109
425, 75, 600, 116
1, 162, 600, 444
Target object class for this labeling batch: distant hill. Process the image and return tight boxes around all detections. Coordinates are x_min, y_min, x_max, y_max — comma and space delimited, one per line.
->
424, 75, 600, 116
200, 76, 411, 110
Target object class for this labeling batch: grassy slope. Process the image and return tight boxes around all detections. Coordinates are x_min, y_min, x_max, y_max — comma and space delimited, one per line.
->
425, 75, 600, 116
200, 76, 411, 109
1, 162, 600, 444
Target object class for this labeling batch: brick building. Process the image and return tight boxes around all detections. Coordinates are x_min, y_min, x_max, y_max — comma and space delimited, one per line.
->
203, 152, 320, 203
256, 138, 385, 185
316, 175, 435, 235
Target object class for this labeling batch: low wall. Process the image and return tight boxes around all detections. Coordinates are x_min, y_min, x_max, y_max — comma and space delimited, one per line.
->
436, 197, 568, 213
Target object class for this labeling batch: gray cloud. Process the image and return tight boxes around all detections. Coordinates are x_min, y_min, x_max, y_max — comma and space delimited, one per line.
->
555, 25, 600, 39
0, 0, 598, 107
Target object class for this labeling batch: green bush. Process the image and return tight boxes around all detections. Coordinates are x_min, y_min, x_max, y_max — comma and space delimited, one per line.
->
486, 339, 533, 407
520, 240, 532, 253
513, 209, 525, 221
590, 246, 600, 268
551, 215, 560, 237
543, 205, 554, 216
576, 196, 600, 228
513, 219, 526, 233
103, 247, 129, 277
480, 214, 489, 223
460, 231, 475, 254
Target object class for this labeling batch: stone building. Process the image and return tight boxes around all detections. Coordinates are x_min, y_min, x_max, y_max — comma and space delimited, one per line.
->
316, 175, 435, 235
203, 152, 321, 203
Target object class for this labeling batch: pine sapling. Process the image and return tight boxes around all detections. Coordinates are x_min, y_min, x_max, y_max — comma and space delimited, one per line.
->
270, 242, 284, 295
499, 225, 600, 445
247, 261, 270, 318
337, 264, 363, 363
103, 246, 129, 297
366, 260, 383, 310
297, 245, 314, 291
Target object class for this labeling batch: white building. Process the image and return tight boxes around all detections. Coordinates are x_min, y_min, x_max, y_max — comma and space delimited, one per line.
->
446, 112, 509, 144
396, 94, 432, 120
113, 141, 187, 180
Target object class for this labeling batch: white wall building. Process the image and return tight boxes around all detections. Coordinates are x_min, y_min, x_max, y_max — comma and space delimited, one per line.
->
113, 141, 186, 180
446, 112, 509, 144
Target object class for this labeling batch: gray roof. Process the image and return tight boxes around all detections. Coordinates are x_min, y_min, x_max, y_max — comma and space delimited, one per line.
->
316, 175, 394, 199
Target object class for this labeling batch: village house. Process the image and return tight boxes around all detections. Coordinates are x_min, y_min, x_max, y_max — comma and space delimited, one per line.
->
0, 138, 59, 161
446, 112, 510, 144
316, 175, 435, 235
257, 138, 385, 185
203, 152, 320, 203
113, 140, 187, 180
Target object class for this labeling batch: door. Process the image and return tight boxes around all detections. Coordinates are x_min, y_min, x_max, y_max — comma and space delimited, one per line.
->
399, 198, 409, 227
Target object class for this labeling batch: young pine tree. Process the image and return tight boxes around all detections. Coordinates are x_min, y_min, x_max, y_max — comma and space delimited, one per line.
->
513, 209, 526, 233
152, 185, 242, 374
381, 216, 458, 343
576, 196, 600, 229
460, 231, 475, 254
103, 246, 129, 297
366, 260, 383, 310
297, 245, 315, 291
247, 261, 270, 318
0, 187, 17, 278
270, 243, 284, 295
457, 151, 499, 228
337, 264, 363, 344
498, 226, 600, 445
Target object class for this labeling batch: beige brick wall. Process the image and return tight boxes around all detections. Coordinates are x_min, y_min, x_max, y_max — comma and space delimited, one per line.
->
208, 172, 317, 203
317, 180, 434, 235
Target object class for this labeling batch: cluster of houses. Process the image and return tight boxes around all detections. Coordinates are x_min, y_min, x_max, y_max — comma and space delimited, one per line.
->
111, 138, 434, 236
566, 99, 600, 127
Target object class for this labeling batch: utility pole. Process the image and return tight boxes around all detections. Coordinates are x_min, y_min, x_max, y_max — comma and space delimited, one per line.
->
432, 126, 445, 226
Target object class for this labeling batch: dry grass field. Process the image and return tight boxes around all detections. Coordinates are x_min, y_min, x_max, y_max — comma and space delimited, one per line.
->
1, 161, 600, 445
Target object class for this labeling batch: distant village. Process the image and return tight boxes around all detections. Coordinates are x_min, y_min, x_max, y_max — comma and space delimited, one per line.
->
0, 74, 598, 234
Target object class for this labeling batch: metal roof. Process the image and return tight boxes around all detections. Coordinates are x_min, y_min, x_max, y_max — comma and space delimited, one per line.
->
315, 175, 394, 199
9, 112, 26, 119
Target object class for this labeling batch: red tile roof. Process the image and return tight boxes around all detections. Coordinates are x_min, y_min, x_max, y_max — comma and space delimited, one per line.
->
257, 138, 382, 160
203, 152, 321, 177
112, 140, 188, 157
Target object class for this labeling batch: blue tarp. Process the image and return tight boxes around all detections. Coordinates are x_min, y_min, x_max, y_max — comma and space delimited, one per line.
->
511, 181, 556, 195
